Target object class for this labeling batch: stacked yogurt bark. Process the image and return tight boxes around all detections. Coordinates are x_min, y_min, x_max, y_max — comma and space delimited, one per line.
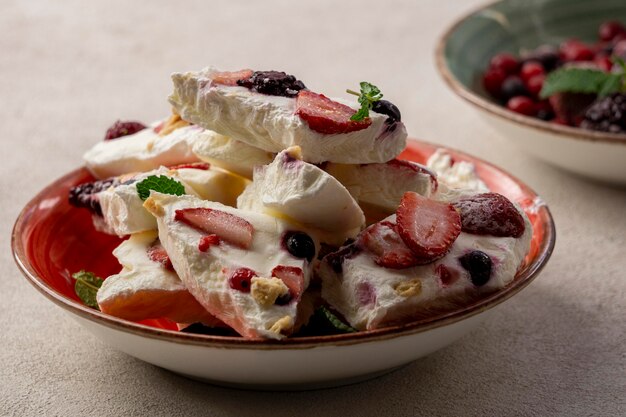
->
70, 67, 532, 339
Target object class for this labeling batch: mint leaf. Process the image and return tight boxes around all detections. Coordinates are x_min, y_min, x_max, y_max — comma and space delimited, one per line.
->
346, 81, 383, 121
136, 175, 186, 201
540, 68, 622, 99
71, 270, 103, 309
297, 306, 357, 336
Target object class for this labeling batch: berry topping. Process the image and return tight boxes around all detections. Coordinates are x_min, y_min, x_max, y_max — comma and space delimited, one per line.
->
271, 265, 305, 301
146, 242, 174, 271
168, 162, 211, 171
459, 251, 492, 286
453, 192, 526, 238
489, 53, 519, 75
283, 231, 316, 262
357, 282, 376, 306
436, 264, 460, 287
506, 96, 536, 116
68, 178, 118, 216
211, 69, 254, 86
237, 70, 306, 98
580, 93, 626, 134
361, 221, 425, 269
228, 267, 257, 292
324, 242, 361, 273
295, 90, 372, 134
372, 99, 402, 122
174, 208, 254, 249
198, 234, 220, 252
396, 192, 461, 262
104, 120, 146, 140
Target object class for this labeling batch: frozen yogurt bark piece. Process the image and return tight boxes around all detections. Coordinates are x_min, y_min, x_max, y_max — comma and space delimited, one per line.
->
318, 191, 532, 330
192, 131, 273, 178
144, 192, 320, 339
169, 67, 407, 164
69, 164, 248, 236
97, 231, 220, 325
237, 147, 365, 245
323, 159, 437, 223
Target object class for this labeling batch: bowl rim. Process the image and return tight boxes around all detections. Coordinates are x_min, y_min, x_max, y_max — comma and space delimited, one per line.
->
434, 0, 626, 146
11, 139, 556, 350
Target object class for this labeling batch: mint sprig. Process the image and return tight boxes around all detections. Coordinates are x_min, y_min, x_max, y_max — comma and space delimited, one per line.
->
347, 82, 383, 121
71, 270, 103, 309
136, 175, 186, 201
540, 66, 625, 99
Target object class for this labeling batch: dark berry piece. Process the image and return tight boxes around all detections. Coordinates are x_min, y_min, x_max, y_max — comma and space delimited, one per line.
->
237, 70, 306, 98
599, 21, 626, 42
372, 99, 401, 122
453, 192, 526, 238
180, 323, 239, 337
489, 53, 519, 75
549, 92, 596, 125
228, 268, 257, 292
507, 96, 536, 116
500, 76, 528, 101
274, 292, 293, 306
482, 68, 507, 98
459, 251, 492, 286
104, 120, 146, 140
68, 178, 118, 216
524, 45, 560, 72
324, 242, 361, 273
580, 93, 626, 134
283, 231, 316, 262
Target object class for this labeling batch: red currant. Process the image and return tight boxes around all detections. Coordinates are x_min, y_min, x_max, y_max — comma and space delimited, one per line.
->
507, 96, 536, 116
482, 68, 507, 98
560, 40, 594, 62
526, 74, 546, 97
489, 53, 519, 75
599, 21, 626, 42
520, 61, 544, 83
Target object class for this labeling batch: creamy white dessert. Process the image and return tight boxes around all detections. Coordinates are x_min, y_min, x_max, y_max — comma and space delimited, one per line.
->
95, 165, 248, 236
427, 149, 489, 193
192, 132, 274, 179
144, 192, 320, 339
237, 147, 365, 245
318, 195, 532, 331
324, 159, 437, 223
97, 231, 220, 325
169, 67, 407, 164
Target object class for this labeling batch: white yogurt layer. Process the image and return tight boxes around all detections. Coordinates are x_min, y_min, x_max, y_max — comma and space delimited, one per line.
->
144, 193, 319, 339
237, 147, 365, 245
319, 206, 532, 331
427, 149, 489, 193
96, 231, 218, 324
169, 67, 407, 164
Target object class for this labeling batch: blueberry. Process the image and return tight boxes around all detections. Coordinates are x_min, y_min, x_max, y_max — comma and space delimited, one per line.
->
274, 292, 293, 306
525, 46, 560, 72
284, 232, 316, 262
459, 250, 492, 286
537, 109, 554, 121
500, 76, 528, 102
372, 99, 401, 122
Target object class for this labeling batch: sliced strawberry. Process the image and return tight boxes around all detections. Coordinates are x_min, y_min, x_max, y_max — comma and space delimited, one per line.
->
211, 69, 254, 86
360, 221, 425, 269
271, 265, 304, 300
295, 90, 372, 134
453, 192, 525, 238
174, 208, 254, 249
146, 242, 174, 271
198, 234, 220, 252
169, 162, 210, 171
396, 192, 461, 262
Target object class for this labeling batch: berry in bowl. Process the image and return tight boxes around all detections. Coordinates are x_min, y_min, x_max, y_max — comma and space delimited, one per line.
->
436, 0, 626, 184
12, 67, 554, 389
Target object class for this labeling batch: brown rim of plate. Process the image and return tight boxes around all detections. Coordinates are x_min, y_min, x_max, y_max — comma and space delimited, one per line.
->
11, 146, 555, 350
434, 0, 626, 145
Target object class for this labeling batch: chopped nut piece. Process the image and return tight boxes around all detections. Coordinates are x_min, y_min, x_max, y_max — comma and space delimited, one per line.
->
143, 196, 165, 217
251, 277, 289, 307
268, 315, 294, 335
394, 279, 422, 297
284, 145, 302, 160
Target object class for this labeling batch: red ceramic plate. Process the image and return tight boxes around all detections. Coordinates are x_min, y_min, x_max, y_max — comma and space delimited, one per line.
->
12, 139, 555, 346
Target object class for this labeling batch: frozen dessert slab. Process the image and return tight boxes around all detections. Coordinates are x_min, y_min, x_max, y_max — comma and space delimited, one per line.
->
144, 192, 320, 339
169, 67, 407, 164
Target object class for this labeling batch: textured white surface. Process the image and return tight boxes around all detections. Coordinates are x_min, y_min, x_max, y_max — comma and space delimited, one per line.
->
1, 0, 625, 415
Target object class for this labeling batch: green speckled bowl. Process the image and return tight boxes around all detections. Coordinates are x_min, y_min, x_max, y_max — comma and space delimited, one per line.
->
436, 0, 626, 185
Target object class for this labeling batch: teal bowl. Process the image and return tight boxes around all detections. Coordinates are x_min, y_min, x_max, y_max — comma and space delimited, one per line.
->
436, 0, 626, 185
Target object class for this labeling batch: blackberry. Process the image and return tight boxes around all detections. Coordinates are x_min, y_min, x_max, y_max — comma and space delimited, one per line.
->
372, 99, 401, 122
104, 120, 146, 140
580, 93, 626, 134
237, 71, 306, 98
283, 231, 316, 262
68, 178, 118, 216
459, 250, 492, 286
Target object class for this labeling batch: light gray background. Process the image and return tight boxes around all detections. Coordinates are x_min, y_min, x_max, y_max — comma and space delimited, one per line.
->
1, 1, 624, 416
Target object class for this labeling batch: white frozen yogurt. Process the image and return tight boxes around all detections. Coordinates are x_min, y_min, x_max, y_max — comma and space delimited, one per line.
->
427, 149, 489, 193
169, 67, 407, 164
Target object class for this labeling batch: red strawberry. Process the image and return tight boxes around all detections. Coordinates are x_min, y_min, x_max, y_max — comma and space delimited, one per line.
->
360, 221, 425, 269
146, 242, 174, 271
295, 90, 372, 134
169, 162, 210, 171
175, 208, 254, 249
198, 234, 220, 252
396, 192, 461, 262
211, 69, 253, 86
271, 265, 304, 300
453, 192, 526, 238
